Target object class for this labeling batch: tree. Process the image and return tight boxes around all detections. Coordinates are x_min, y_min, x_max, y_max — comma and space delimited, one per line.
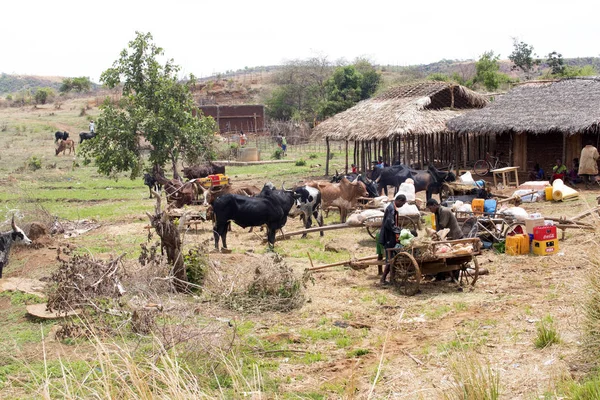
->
80, 31, 216, 181
318, 65, 362, 118
546, 51, 565, 76
473, 51, 502, 91
34, 87, 55, 105
508, 39, 540, 80
353, 58, 382, 100
60, 77, 92, 93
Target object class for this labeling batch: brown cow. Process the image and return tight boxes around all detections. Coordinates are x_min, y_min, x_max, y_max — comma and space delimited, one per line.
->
307, 177, 367, 223
55, 139, 75, 156
206, 184, 261, 205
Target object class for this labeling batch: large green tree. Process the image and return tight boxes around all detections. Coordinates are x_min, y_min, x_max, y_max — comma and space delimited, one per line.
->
81, 32, 216, 180
318, 65, 363, 118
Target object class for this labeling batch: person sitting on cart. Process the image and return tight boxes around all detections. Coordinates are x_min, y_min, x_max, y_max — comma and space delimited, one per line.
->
379, 194, 407, 285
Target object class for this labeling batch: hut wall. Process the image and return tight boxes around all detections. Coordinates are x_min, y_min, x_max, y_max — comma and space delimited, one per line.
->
527, 132, 564, 175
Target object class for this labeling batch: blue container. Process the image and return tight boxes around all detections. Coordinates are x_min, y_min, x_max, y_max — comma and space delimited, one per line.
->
484, 199, 497, 215
475, 180, 485, 188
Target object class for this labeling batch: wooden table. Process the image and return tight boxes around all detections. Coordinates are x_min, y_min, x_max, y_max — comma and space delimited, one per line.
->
491, 166, 520, 188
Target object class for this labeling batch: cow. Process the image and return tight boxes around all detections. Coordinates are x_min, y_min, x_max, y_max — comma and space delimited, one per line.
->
0, 216, 32, 278
206, 184, 261, 205
356, 174, 379, 198
55, 139, 75, 156
143, 173, 162, 199
375, 164, 456, 200
289, 185, 323, 238
212, 184, 299, 250
330, 170, 358, 183
54, 131, 69, 143
79, 131, 97, 144
182, 162, 226, 180
307, 177, 368, 223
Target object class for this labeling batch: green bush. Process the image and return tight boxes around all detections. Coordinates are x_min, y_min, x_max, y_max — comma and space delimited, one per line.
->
27, 156, 42, 171
184, 247, 208, 291
272, 149, 283, 160
309, 153, 318, 159
295, 159, 306, 166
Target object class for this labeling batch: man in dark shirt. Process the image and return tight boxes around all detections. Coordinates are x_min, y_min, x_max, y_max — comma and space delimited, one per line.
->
379, 194, 406, 284
426, 198, 463, 240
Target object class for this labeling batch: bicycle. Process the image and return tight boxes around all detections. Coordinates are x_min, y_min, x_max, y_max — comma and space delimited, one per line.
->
473, 152, 509, 176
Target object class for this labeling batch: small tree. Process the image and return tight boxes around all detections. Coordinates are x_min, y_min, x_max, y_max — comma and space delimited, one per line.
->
546, 51, 566, 76
508, 39, 540, 80
80, 31, 217, 181
60, 76, 92, 93
474, 51, 502, 91
34, 87, 55, 105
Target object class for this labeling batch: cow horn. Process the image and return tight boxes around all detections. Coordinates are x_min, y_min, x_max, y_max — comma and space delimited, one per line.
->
11, 215, 16, 230
375, 176, 381, 183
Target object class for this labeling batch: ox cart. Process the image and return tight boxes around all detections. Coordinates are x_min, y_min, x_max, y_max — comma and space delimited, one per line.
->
439, 181, 489, 203
388, 238, 481, 295
363, 213, 423, 240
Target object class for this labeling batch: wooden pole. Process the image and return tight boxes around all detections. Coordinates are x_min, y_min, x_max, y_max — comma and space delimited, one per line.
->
345, 140, 349, 174
307, 255, 379, 272
325, 137, 330, 176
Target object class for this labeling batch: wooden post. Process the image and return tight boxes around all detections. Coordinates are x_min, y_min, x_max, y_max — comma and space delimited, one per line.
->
325, 137, 330, 176
345, 140, 349, 174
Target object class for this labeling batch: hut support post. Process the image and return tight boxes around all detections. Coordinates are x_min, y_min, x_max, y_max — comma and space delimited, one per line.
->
562, 132, 567, 168
345, 141, 349, 174
325, 137, 330, 176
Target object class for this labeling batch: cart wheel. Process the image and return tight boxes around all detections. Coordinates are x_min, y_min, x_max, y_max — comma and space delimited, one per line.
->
504, 222, 527, 238
397, 216, 417, 232
366, 225, 380, 240
391, 252, 421, 296
440, 183, 454, 202
459, 257, 479, 287
473, 160, 490, 176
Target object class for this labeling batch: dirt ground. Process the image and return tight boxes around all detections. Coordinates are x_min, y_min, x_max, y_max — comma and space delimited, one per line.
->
6, 183, 600, 398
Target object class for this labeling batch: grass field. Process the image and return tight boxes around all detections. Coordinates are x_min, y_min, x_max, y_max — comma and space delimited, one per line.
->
2, 97, 600, 399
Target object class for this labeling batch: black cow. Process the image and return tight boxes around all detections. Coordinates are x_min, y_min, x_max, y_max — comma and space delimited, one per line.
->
143, 173, 162, 199
54, 131, 69, 143
183, 162, 226, 180
212, 184, 299, 250
376, 164, 456, 200
289, 185, 323, 238
356, 174, 379, 198
330, 171, 358, 183
79, 131, 97, 144
0, 217, 32, 279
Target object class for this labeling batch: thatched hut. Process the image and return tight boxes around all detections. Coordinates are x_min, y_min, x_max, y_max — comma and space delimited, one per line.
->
311, 81, 489, 175
447, 77, 600, 176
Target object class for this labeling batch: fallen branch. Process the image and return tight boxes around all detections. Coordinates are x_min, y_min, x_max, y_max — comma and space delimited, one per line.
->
307, 255, 379, 271
402, 349, 424, 366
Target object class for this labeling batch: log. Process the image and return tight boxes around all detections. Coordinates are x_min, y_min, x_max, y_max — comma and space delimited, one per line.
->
274, 223, 361, 241
497, 190, 537, 204
307, 255, 379, 271
569, 206, 600, 222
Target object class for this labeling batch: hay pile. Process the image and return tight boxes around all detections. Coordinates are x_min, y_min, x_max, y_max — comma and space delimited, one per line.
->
205, 252, 309, 313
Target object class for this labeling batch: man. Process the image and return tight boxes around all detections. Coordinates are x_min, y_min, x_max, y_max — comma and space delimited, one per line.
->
578, 141, 599, 189
550, 158, 567, 184
426, 198, 463, 240
379, 194, 407, 285
89, 120, 95, 134
281, 135, 287, 156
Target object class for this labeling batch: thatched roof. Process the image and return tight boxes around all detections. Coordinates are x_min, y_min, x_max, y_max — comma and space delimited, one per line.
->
447, 77, 600, 135
311, 82, 489, 141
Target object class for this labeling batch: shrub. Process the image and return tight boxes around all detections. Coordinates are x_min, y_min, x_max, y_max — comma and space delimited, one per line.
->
184, 247, 208, 290
27, 156, 42, 171
272, 149, 283, 160
534, 315, 561, 348
309, 153, 318, 159
295, 159, 307, 166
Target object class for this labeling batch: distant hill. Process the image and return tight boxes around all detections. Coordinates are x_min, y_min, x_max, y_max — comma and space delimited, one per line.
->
0, 73, 64, 95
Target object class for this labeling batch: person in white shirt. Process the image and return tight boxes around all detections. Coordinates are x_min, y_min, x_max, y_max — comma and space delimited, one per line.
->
89, 120, 95, 134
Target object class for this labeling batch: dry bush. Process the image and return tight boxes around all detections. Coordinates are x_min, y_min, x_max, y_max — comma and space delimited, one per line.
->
441, 351, 500, 400
205, 252, 309, 313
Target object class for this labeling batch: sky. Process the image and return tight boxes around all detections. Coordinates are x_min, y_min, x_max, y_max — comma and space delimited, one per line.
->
2, 0, 599, 83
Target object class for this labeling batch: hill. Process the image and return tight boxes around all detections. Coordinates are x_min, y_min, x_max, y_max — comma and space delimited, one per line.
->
0, 73, 64, 94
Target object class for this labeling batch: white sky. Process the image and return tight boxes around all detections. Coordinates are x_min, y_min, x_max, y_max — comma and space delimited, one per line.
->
2, 0, 599, 83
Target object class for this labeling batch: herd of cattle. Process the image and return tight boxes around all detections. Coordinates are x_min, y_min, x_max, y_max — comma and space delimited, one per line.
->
53, 131, 97, 155
144, 162, 457, 251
